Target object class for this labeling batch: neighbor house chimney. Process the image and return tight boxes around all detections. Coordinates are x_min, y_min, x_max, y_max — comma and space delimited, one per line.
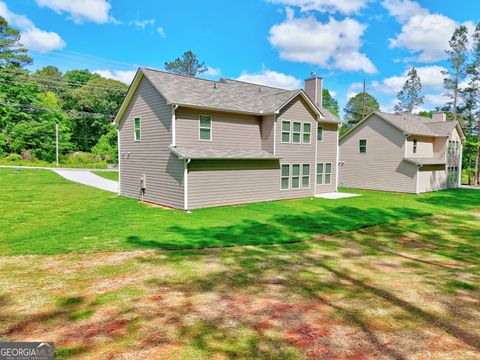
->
304, 72, 323, 108
432, 111, 447, 122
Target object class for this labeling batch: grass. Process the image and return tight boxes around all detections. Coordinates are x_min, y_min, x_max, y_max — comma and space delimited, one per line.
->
0, 159, 109, 169
0, 168, 479, 358
0, 208, 479, 358
91, 170, 118, 181
0, 168, 479, 255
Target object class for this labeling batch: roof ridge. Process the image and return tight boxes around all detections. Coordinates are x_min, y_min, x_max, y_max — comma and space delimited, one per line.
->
220, 77, 299, 91
140, 67, 220, 84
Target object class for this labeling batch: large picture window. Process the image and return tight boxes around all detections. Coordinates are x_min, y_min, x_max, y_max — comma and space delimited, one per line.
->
199, 115, 212, 141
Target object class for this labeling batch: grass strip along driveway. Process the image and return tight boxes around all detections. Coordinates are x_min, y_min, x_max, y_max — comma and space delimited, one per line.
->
0, 169, 479, 359
0, 168, 478, 255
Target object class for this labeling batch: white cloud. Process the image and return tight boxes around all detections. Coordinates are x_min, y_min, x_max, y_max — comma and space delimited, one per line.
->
424, 93, 448, 107
236, 69, 301, 90
346, 82, 363, 100
0, 1, 65, 53
371, 65, 447, 94
269, 8, 376, 73
268, 0, 370, 15
329, 90, 336, 97
204, 66, 221, 76
156, 27, 166, 38
129, 19, 155, 29
35, 0, 115, 24
94, 69, 136, 84
382, 0, 474, 62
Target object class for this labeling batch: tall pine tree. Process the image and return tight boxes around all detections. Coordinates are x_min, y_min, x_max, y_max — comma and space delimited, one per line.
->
394, 67, 424, 114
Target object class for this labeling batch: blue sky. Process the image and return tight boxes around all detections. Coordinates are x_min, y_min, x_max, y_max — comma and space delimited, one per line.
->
1, 0, 479, 116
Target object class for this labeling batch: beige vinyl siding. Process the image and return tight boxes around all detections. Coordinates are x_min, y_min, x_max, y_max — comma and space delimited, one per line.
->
176, 108, 263, 149
118, 77, 184, 209
275, 96, 317, 198
339, 114, 417, 193
406, 135, 434, 157
418, 165, 447, 193
316, 122, 338, 193
433, 137, 447, 161
261, 114, 275, 153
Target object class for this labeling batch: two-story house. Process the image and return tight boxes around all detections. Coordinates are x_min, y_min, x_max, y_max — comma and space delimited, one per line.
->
114, 68, 340, 210
339, 111, 465, 194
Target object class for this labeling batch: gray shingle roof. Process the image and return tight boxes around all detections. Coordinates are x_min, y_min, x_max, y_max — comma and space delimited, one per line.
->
140, 68, 340, 122
169, 146, 281, 160
376, 112, 459, 137
404, 157, 447, 166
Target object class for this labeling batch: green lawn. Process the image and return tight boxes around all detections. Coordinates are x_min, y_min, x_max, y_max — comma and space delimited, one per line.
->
91, 170, 119, 181
0, 168, 479, 255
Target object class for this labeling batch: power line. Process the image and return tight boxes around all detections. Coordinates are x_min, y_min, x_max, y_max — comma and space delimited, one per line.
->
0, 101, 115, 119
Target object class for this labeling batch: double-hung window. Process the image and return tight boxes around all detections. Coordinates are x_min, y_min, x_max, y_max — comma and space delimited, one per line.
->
413, 139, 418, 154
303, 123, 311, 144
317, 162, 332, 185
291, 164, 300, 189
281, 121, 290, 143
292, 122, 301, 143
317, 126, 323, 141
281, 164, 290, 190
302, 164, 310, 188
359, 139, 367, 153
134, 117, 141, 141
199, 115, 212, 141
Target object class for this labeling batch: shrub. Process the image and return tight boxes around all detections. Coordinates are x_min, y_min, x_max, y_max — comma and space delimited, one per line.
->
20, 150, 33, 161
5, 153, 22, 162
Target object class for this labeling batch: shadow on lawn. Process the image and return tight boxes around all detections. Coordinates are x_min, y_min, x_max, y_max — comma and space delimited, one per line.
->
126, 206, 431, 250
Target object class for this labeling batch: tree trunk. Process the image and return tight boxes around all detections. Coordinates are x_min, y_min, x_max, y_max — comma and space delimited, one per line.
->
453, 64, 460, 121
476, 132, 480, 186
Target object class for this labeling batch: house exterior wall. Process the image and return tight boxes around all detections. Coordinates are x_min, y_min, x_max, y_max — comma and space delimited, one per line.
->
339, 114, 417, 193
316, 122, 338, 193
406, 135, 434, 158
175, 107, 263, 150
418, 165, 447, 193
186, 95, 339, 209
118, 76, 184, 209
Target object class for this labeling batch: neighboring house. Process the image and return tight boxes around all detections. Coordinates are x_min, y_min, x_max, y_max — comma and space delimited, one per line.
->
114, 68, 340, 210
339, 111, 465, 194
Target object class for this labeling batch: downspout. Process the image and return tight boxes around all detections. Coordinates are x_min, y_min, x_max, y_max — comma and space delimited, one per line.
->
273, 111, 279, 155
171, 104, 179, 147
416, 164, 423, 195
184, 158, 191, 213
335, 124, 339, 191
314, 117, 318, 194
117, 128, 121, 196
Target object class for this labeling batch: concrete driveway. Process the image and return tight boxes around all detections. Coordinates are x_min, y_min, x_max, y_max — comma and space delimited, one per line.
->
53, 169, 118, 193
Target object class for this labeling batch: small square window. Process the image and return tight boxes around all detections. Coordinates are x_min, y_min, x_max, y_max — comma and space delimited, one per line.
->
359, 139, 367, 153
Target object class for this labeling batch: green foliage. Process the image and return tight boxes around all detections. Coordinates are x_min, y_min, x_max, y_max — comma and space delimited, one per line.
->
417, 111, 432, 118
395, 67, 424, 114
0, 16, 32, 69
32, 66, 64, 93
165, 50, 207, 76
344, 92, 380, 127
63, 69, 100, 87
4, 153, 22, 161
322, 89, 339, 116
92, 127, 118, 162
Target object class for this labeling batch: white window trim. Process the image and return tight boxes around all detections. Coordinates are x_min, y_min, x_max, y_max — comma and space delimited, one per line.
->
292, 122, 302, 144
359, 139, 367, 154
134, 117, 141, 142
317, 162, 332, 185
280, 163, 290, 191
199, 114, 212, 141
303, 123, 312, 144
291, 163, 301, 189
302, 163, 310, 188
281, 120, 291, 144
317, 126, 324, 142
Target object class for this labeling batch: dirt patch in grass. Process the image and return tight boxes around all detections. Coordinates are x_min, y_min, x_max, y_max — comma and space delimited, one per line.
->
1, 212, 480, 359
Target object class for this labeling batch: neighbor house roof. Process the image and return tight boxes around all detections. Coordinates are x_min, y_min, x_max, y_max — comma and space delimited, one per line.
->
403, 157, 447, 166
114, 68, 341, 124
168, 146, 282, 160
341, 111, 465, 141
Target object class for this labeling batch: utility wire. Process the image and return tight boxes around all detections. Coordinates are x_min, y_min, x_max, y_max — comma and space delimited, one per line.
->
0, 101, 115, 119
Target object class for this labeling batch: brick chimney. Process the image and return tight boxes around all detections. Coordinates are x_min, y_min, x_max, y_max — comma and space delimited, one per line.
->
432, 111, 446, 122
304, 72, 323, 107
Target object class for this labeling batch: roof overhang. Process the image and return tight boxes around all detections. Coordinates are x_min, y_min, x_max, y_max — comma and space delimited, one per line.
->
114, 69, 144, 126
404, 157, 447, 166
169, 145, 282, 160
